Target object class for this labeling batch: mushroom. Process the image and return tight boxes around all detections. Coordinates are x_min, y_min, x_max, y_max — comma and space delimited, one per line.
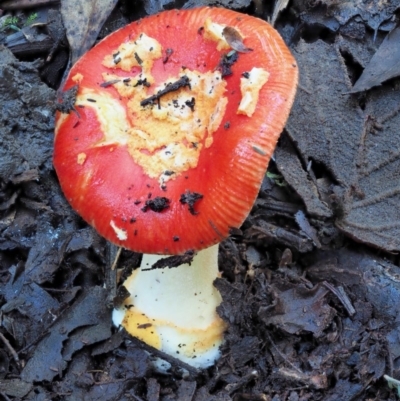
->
53, 7, 298, 369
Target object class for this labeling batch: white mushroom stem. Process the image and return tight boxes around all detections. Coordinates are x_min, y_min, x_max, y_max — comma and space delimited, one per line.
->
112, 244, 226, 369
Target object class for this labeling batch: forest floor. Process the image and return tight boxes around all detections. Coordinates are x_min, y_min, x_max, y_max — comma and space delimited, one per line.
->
1, 0, 400, 400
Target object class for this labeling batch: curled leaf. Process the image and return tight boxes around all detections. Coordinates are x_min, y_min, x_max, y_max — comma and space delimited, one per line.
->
222, 26, 253, 53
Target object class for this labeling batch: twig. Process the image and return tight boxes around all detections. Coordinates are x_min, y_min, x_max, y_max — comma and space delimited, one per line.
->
111, 246, 122, 271
266, 332, 302, 373
225, 370, 258, 395
140, 76, 191, 107
385, 337, 394, 377
1, 0, 59, 10
0, 391, 12, 401
0, 332, 20, 367
323, 281, 356, 316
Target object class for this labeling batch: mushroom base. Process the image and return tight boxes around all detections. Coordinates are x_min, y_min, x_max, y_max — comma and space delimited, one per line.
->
112, 244, 226, 369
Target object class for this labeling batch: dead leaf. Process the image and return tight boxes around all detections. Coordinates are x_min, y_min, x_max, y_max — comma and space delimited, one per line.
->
336, 82, 400, 250
324, 379, 363, 401
275, 135, 333, 219
318, 0, 398, 32
337, 34, 379, 70
230, 336, 259, 368
177, 381, 197, 399
284, 39, 364, 190
281, 38, 400, 251
0, 379, 32, 399
306, 249, 400, 321
21, 286, 111, 383
222, 26, 252, 53
183, 0, 251, 11
0, 0, 58, 9
3, 265, 60, 330
142, 0, 175, 15
0, 47, 55, 182
61, 0, 118, 64
271, 0, 290, 26
244, 221, 314, 252
295, 210, 321, 247
352, 25, 400, 93
259, 284, 336, 337
24, 221, 70, 284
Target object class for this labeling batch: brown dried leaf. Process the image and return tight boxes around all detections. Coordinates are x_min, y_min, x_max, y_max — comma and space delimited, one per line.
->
0, 0, 58, 10
21, 287, 111, 383
281, 39, 400, 251
307, 249, 400, 347
295, 210, 321, 248
275, 135, 333, 219
230, 336, 260, 368
0, 379, 32, 398
271, 0, 290, 26
284, 39, 364, 188
318, 0, 398, 31
61, 0, 118, 64
183, 0, 251, 11
324, 379, 363, 401
222, 26, 252, 53
0, 47, 55, 182
142, 0, 176, 15
336, 82, 400, 249
352, 25, 400, 93
259, 284, 335, 337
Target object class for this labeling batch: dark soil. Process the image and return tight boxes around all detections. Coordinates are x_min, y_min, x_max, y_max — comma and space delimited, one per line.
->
1, 0, 400, 400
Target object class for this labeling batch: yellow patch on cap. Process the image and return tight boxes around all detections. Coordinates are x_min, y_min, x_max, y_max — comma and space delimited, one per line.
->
203, 18, 229, 51
237, 67, 269, 117
72, 73, 84, 83
102, 33, 162, 76
124, 69, 227, 184
77, 153, 86, 165
80, 70, 227, 186
80, 34, 229, 187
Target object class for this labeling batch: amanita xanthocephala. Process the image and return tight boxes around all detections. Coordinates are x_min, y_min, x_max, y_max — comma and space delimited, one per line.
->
54, 7, 298, 369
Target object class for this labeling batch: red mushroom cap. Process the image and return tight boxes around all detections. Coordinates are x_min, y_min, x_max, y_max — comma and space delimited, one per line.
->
54, 7, 298, 255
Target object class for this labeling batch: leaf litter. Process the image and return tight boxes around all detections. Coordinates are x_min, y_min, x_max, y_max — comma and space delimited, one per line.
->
294, 0, 400, 32
280, 36, 400, 252
60, 0, 118, 65
352, 24, 400, 92
1, 0, 400, 400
